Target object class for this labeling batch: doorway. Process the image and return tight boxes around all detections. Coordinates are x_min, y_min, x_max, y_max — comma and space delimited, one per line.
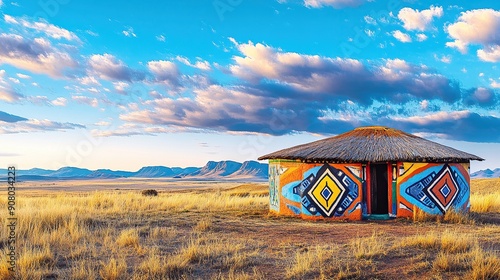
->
370, 163, 388, 214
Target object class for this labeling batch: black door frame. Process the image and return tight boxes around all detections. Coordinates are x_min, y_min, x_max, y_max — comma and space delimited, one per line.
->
369, 163, 389, 215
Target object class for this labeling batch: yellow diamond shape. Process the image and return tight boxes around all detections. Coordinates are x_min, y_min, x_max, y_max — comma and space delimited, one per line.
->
310, 171, 345, 215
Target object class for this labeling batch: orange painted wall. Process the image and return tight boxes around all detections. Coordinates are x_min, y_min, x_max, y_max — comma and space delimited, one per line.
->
268, 160, 363, 220
396, 162, 470, 217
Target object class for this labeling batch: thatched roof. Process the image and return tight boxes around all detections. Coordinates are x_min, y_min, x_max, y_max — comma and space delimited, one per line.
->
258, 126, 484, 163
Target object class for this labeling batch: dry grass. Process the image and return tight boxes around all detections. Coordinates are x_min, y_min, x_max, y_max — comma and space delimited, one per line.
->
285, 245, 336, 279
116, 228, 140, 248
413, 208, 475, 224
471, 193, 500, 213
468, 246, 500, 279
100, 257, 128, 280
0, 179, 499, 279
193, 217, 213, 232
350, 232, 387, 259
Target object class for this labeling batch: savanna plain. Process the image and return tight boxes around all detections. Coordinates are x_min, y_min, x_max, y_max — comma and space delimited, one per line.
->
1, 178, 500, 280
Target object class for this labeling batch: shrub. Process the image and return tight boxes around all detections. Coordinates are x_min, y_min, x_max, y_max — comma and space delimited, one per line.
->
141, 189, 158, 197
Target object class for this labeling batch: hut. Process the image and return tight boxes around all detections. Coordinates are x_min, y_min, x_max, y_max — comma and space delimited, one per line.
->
258, 126, 484, 220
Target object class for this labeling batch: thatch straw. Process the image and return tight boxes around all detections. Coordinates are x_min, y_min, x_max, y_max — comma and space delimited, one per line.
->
258, 126, 484, 163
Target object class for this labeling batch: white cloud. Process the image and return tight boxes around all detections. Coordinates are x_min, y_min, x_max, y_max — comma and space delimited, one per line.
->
416, 33, 428, 41
365, 29, 375, 37
0, 34, 78, 77
95, 121, 111, 126
0, 119, 84, 134
4, 15, 79, 41
72, 95, 99, 107
175, 56, 212, 71
392, 30, 412, 43
156, 35, 166, 42
16, 73, 30, 79
445, 9, 500, 56
51, 97, 67, 106
0, 70, 24, 102
477, 45, 500, 62
78, 76, 101, 86
86, 30, 99, 37
304, 0, 363, 8
490, 78, 500, 88
397, 6, 443, 31
88, 54, 139, 81
113, 81, 129, 94
394, 110, 470, 126
420, 100, 429, 110
434, 54, 452, 63
147, 60, 181, 88
364, 16, 376, 25
9, 77, 20, 84
87, 87, 100, 93
122, 27, 137, 38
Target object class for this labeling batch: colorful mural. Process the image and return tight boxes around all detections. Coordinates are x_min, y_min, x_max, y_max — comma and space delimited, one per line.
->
398, 163, 470, 216
269, 164, 280, 212
268, 160, 362, 220
268, 160, 471, 220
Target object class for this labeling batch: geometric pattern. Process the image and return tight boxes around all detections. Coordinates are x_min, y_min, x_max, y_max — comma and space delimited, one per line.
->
305, 165, 347, 217
423, 165, 460, 214
269, 165, 280, 211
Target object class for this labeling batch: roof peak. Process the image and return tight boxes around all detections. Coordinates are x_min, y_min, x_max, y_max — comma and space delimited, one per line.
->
354, 126, 390, 130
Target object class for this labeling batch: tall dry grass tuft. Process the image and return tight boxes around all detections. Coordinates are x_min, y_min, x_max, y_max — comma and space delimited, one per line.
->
413, 208, 475, 224
471, 193, 500, 213
401, 230, 472, 253
134, 247, 167, 280
17, 244, 55, 278
468, 246, 500, 279
116, 228, 140, 248
193, 217, 212, 232
440, 230, 472, 254
213, 267, 264, 280
70, 258, 97, 280
401, 231, 440, 249
149, 226, 177, 240
0, 261, 11, 280
432, 251, 470, 272
99, 257, 128, 280
350, 232, 387, 260
285, 245, 335, 279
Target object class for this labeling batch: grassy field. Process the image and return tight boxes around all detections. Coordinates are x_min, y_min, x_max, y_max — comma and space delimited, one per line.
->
1, 179, 500, 279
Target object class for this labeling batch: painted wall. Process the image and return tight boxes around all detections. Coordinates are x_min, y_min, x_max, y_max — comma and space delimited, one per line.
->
397, 162, 470, 217
268, 160, 363, 220
268, 160, 471, 220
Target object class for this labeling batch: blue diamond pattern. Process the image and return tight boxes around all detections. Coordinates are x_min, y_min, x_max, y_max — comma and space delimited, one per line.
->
440, 184, 451, 198
321, 184, 333, 200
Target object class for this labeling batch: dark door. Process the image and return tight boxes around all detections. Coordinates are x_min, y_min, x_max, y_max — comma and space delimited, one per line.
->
370, 164, 388, 214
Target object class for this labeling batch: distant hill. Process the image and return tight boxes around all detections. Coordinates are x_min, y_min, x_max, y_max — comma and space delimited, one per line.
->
48, 167, 93, 178
133, 166, 200, 178
227, 160, 268, 178
471, 168, 500, 179
3, 164, 497, 181
1, 160, 268, 181
87, 169, 135, 179
190, 160, 242, 177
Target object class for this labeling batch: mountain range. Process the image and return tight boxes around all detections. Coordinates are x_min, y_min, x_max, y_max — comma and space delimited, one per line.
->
471, 168, 500, 179
1, 163, 497, 181
0, 160, 268, 181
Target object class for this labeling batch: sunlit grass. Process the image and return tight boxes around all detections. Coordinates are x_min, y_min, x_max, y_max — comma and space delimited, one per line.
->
0, 179, 498, 279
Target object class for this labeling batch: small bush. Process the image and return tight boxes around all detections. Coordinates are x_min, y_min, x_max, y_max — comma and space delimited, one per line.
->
141, 189, 158, 197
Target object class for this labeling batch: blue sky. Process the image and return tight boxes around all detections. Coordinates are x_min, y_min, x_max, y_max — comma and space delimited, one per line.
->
0, 0, 499, 172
